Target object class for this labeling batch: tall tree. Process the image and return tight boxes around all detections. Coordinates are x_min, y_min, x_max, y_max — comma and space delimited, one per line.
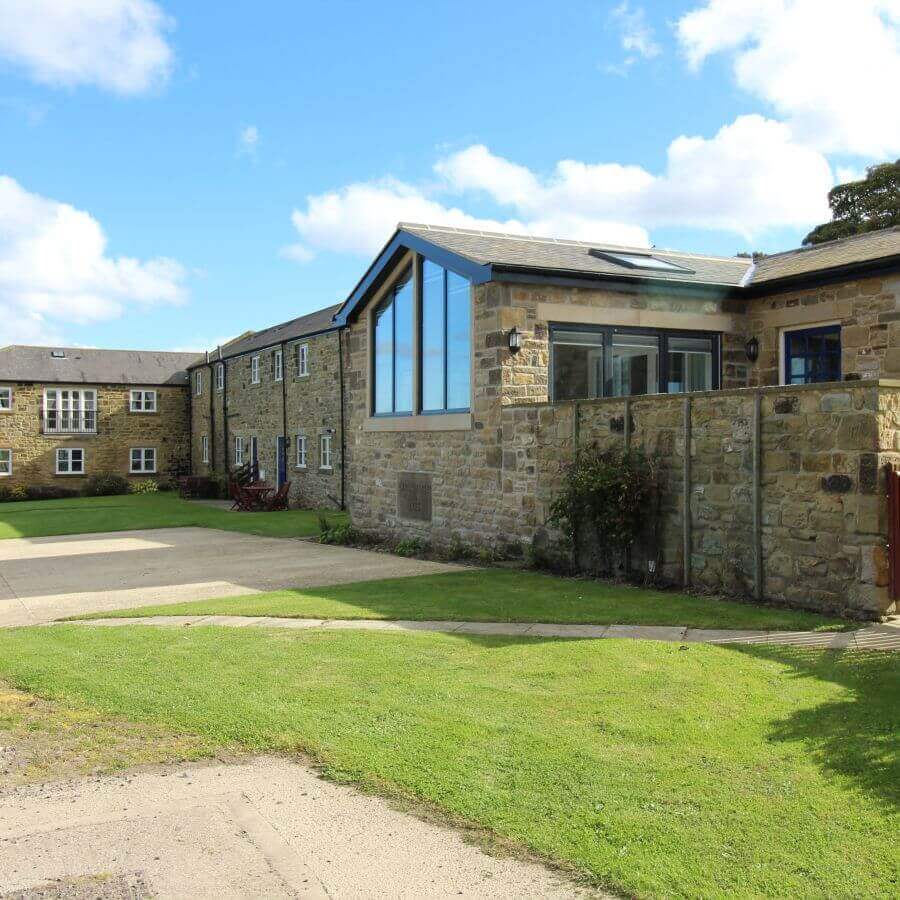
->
803, 160, 900, 245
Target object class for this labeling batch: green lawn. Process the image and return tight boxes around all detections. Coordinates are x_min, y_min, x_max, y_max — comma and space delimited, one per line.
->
0, 624, 895, 898
80, 569, 854, 632
0, 492, 347, 541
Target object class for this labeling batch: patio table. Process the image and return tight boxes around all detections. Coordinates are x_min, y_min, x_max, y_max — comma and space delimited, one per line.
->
242, 483, 275, 510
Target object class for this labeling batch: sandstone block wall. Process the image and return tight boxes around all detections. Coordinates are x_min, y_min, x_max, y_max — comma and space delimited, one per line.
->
189, 330, 343, 509
0, 381, 189, 489
744, 275, 900, 385
502, 382, 896, 618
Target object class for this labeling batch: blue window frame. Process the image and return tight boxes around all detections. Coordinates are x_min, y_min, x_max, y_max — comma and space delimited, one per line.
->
420, 259, 471, 413
784, 325, 841, 385
373, 269, 414, 415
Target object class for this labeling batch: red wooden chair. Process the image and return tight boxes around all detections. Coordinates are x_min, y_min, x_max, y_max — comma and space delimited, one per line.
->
265, 482, 291, 511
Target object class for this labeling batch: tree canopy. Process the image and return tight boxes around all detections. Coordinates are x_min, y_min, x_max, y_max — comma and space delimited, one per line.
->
803, 160, 900, 245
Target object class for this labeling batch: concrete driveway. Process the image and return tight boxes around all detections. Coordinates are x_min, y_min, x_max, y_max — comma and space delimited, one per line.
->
0, 528, 460, 627
0, 756, 598, 898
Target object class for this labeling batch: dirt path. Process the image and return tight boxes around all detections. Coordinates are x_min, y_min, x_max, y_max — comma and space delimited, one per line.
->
0, 756, 603, 899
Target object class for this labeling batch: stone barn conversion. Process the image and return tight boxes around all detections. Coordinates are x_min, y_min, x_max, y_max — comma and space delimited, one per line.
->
335, 224, 900, 618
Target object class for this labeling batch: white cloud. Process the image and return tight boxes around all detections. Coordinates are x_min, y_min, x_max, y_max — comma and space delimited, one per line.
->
288, 115, 831, 261
0, 175, 186, 345
0, 0, 174, 95
677, 0, 900, 156
238, 125, 259, 157
613, 2, 661, 58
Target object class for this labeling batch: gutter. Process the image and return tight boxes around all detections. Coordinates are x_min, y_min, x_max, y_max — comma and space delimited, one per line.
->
338, 329, 346, 510
281, 340, 288, 487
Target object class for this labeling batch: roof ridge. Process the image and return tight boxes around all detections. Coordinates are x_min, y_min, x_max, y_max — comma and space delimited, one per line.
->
756, 225, 900, 262
398, 222, 747, 266
3, 344, 201, 355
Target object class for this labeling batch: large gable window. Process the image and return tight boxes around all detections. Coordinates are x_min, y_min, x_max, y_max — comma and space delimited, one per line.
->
44, 388, 96, 433
373, 268, 414, 415
421, 260, 471, 412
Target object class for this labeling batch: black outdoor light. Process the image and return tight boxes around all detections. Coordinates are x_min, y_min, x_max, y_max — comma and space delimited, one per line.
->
508, 326, 523, 353
745, 336, 760, 362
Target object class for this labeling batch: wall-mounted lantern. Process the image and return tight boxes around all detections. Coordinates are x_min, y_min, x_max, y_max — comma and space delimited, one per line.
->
508, 326, 523, 353
745, 336, 759, 363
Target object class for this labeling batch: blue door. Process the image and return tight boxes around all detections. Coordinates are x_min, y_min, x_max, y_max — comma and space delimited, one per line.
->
276, 436, 287, 487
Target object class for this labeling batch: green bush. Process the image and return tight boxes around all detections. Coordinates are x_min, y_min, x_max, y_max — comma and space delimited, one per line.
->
318, 516, 358, 546
395, 537, 427, 557
10, 485, 28, 502
25, 485, 79, 501
82, 473, 130, 497
130, 479, 159, 494
549, 445, 659, 574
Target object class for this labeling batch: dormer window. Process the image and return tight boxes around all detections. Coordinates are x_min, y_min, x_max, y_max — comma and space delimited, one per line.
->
589, 249, 694, 274
50, 350, 66, 358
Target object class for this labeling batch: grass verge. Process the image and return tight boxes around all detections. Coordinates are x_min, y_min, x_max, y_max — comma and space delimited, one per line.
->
0, 492, 347, 541
77, 569, 854, 632
0, 624, 895, 897
0, 680, 220, 788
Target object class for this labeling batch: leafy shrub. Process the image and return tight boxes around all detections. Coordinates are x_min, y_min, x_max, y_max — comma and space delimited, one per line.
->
10, 485, 28, 502
130, 479, 159, 494
548, 445, 659, 574
82, 473, 130, 497
25, 485, 79, 501
318, 517, 358, 546
395, 537, 427, 557
446, 533, 478, 561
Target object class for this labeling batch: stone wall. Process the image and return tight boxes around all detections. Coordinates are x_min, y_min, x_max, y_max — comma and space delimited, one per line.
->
189, 330, 343, 509
502, 381, 897, 619
743, 274, 900, 385
0, 381, 189, 488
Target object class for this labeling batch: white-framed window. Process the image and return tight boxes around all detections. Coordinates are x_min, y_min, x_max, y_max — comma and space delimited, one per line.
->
130, 447, 157, 474
44, 388, 96, 434
56, 448, 85, 475
201, 434, 209, 464
216, 363, 224, 391
0, 387, 11, 412
194, 371, 203, 396
234, 436, 244, 465
295, 435, 307, 468
250, 355, 260, 384
319, 434, 333, 470
130, 389, 157, 412
273, 349, 283, 382
295, 343, 309, 377
0, 449, 11, 476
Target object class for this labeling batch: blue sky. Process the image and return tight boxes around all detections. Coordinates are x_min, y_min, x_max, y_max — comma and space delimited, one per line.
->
1, 1, 898, 351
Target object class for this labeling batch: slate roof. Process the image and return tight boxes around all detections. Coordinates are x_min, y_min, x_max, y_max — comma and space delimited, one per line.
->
0, 346, 201, 386
399, 223, 753, 287
752, 226, 900, 283
190, 304, 342, 367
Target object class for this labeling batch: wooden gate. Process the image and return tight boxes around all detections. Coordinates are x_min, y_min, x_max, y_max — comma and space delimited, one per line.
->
887, 465, 900, 600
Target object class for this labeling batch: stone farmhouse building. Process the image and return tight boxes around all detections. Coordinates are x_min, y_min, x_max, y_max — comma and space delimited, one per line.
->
186, 305, 344, 509
0, 346, 196, 489
3, 223, 900, 618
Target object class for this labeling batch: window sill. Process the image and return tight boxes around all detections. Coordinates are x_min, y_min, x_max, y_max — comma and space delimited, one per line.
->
363, 412, 472, 433
294, 465, 307, 470
55, 472, 85, 477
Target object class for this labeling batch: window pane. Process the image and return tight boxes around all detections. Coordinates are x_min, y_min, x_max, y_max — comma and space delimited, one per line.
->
553, 343, 603, 401
446, 271, 471, 410
552, 330, 604, 346
374, 298, 394, 414
612, 334, 658, 396
421, 260, 445, 412
785, 325, 841, 385
393, 274, 414, 413
667, 336, 713, 393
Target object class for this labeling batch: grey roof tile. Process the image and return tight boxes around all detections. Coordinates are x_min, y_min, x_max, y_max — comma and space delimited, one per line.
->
0, 346, 201, 386
194, 303, 341, 365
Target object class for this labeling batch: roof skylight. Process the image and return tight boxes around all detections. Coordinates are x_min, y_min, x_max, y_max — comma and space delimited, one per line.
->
589, 249, 695, 274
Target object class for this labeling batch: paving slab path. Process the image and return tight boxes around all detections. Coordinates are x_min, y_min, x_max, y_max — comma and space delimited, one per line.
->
0, 756, 603, 899
65, 614, 900, 650
0, 528, 461, 628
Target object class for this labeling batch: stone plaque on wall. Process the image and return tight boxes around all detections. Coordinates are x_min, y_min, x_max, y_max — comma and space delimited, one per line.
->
398, 472, 432, 522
